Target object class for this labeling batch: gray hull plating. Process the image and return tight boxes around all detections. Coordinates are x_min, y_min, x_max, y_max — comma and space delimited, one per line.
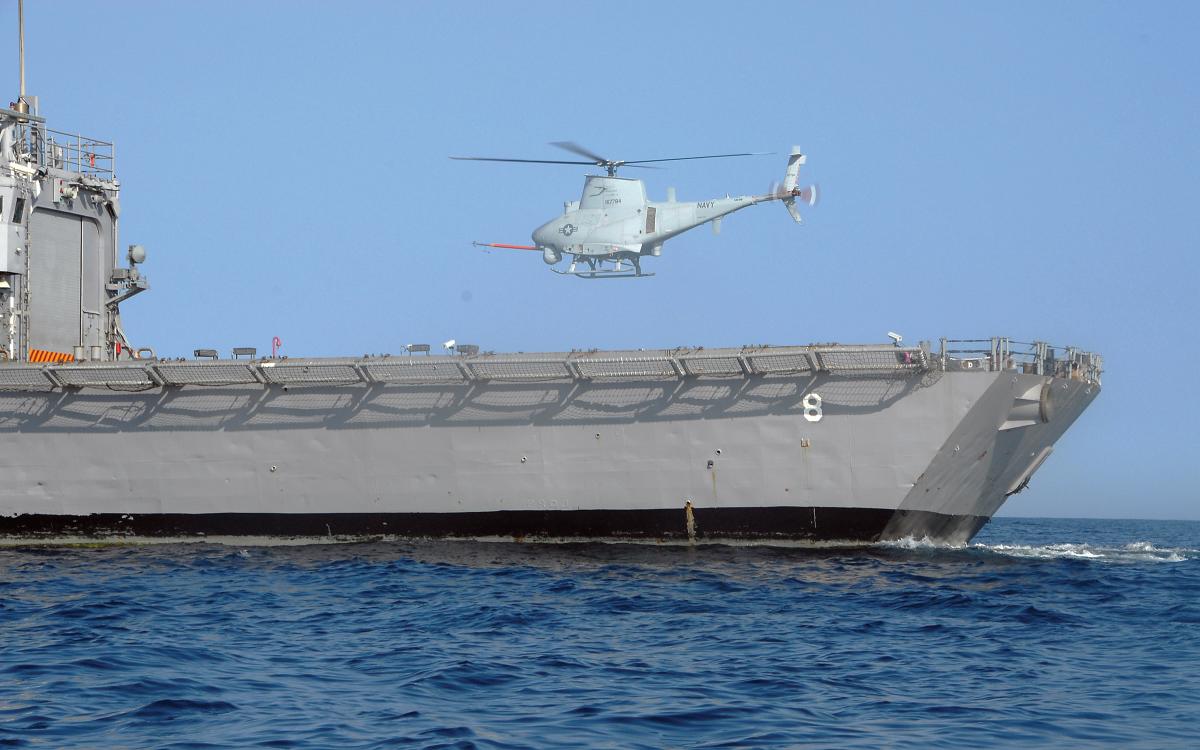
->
0, 359, 1098, 544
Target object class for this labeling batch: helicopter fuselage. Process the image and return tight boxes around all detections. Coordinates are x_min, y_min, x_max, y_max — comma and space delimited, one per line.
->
531, 175, 769, 267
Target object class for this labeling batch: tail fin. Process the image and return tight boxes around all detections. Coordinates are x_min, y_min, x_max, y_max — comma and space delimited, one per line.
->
781, 147, 817, 224
783, 147, 806, 191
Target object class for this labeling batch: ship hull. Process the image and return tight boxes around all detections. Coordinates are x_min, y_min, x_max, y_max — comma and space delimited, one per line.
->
0, 507, 987, 543
0, 361, 1098, 544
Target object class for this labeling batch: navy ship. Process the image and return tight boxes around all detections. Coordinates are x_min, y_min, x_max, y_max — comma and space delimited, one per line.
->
0, 6, 1100, 545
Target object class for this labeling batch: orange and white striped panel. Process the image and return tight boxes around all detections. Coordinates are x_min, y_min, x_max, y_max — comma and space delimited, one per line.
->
28, 349, 75, 364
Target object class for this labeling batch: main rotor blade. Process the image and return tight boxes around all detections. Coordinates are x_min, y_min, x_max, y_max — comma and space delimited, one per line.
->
549, 141, 609, 164
450, 156, 595, 165
623, 152, 771, 165
451, 155, 660, 171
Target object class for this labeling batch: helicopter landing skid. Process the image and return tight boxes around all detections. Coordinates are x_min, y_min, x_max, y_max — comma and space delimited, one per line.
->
552, 267, 655, 279
553, 257, 653, 279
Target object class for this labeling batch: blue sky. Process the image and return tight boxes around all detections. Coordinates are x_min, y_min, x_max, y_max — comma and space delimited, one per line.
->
17, 1, 1199, 519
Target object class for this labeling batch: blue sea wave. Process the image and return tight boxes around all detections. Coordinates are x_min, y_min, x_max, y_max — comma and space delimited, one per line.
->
0, 517, 1196, 749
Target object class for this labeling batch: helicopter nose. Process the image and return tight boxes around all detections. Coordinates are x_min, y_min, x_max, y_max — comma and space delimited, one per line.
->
532, 223, 555, 247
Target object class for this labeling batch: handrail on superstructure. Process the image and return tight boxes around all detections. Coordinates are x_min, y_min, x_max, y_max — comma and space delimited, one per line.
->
0, 106, 44, 123
2, 111, 115, 179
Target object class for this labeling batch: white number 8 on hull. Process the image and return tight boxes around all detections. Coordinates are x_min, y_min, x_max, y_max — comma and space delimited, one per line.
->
803, 393, 823, 422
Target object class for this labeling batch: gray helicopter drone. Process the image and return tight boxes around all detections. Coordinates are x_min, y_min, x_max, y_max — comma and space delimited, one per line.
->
452, 142, 817, 279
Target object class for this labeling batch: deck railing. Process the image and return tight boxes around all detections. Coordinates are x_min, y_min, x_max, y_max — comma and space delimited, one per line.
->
0, 338, 1102, 391
939, 337, 1102, 384
0, 344, 929, 391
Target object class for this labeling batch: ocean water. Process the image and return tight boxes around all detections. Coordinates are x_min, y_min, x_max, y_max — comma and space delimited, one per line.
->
1, 518, 1197, 749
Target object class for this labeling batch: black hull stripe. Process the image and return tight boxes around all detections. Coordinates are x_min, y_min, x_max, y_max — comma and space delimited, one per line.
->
0, 507, 990, 544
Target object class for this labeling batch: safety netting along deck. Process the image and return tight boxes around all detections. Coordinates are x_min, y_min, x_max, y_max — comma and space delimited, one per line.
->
0, 343, 938, 390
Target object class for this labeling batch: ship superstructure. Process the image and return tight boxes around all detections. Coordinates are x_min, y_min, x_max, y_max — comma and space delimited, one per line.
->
0, 97, 147, 366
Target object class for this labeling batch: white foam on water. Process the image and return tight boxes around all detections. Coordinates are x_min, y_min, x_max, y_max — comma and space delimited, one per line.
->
879, 537, 1194, 563
982, 543, 1104, 559
975, 540, 1191, 563
878, 536, 966, 551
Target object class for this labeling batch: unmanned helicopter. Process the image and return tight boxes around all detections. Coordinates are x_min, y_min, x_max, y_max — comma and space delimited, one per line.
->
451, 142, 818, 279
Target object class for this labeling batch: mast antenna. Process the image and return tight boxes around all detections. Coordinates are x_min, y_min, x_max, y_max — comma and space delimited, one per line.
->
15, 0, 26, 113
